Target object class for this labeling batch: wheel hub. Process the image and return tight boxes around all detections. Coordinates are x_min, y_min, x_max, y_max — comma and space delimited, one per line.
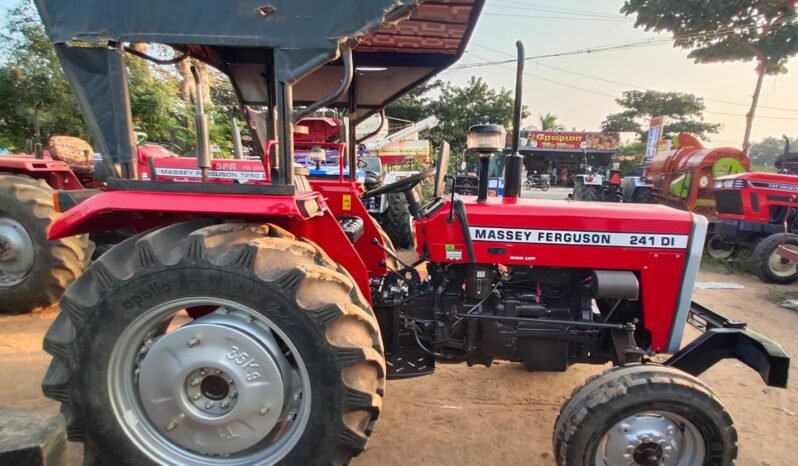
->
769, 245, 798, 277
596, 412, 705, 466
0, 217, 35, 287
137, 314, 289, 455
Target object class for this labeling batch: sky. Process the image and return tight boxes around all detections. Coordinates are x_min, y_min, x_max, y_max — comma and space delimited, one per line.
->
2, 0, 796, 147
439, 0, 798, 146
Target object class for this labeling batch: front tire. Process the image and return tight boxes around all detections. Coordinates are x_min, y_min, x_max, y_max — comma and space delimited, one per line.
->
0, 174, 91, 314
706, 234, 736, 260
554, 364, 737, 466
753, 233, 798, 284
42, 220, 385, 465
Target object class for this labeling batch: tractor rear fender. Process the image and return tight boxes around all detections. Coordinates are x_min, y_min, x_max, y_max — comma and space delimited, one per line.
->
47, 186, 374, 301
665, 301, 790, 388
0, 156, 83, 189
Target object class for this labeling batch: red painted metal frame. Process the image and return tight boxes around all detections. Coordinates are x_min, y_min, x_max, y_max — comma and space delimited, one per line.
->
414, 196, 693, 352
0, 153, 84, 190
308, 179, 392, 277
714, 172, 798, 224
47, 189, 373, 301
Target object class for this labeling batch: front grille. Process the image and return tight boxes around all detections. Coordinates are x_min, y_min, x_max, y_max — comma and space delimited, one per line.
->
715, 190, 743, 215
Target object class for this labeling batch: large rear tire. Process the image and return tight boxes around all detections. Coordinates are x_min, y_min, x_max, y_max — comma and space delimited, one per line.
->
753, 233, 798, 284
554, 364, 737, 466
381, 193, 414, 249
42, 220, 385, 465
0, 174, 91, 314
573, 184, 599, 202
631, 187, 655, 204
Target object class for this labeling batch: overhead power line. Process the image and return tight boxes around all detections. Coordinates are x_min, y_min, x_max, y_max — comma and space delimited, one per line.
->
467, 42, 798, 119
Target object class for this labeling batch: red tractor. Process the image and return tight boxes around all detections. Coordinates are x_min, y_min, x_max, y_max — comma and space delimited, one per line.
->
708, 171, 798, 283
0, 104, 183, 314
32, 1, 788, 465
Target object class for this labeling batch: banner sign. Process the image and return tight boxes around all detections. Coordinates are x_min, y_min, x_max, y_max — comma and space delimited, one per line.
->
518, 131, 620, 151
644, 117, 666, 165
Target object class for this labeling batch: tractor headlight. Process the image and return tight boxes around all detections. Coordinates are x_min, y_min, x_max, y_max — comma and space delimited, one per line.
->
467, 124, 506, 153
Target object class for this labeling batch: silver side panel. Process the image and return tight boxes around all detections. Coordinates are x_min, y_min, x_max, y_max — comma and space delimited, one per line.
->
666, 214, 708, 353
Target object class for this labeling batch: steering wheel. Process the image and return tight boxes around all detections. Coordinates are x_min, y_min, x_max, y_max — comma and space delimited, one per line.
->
361, 168, 436, 198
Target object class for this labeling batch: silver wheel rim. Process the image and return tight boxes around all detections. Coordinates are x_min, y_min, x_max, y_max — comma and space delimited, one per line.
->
595, 412, 706, 466
769, 245, 798, 278
0, 217, 35, 287
108, 297, 311, 466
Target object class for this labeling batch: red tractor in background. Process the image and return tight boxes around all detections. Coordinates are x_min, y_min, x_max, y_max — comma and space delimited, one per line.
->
707, 137, 798, 283
26, 0, 790, 465
0, 103, 186, 314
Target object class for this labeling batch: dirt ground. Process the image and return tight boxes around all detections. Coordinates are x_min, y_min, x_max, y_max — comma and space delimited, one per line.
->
1, 269, 796, 465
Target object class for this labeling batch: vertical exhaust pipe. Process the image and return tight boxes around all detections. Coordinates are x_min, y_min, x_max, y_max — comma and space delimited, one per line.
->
191, 65, 210, 182
502, 41, 525, 199
232, 119, 244, 159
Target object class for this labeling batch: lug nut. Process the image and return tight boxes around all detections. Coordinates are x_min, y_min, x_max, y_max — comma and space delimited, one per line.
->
166, 421, 178, 432
258, 406, 270, 416
200, 368, 208, 376
190, 377, 201, 387
215, 369, 221, 375
187, 337, 200, 347
192, 393, 201, 400
230, 390, 238, 399
205, 401, 214, 409
221, 400, 230, 409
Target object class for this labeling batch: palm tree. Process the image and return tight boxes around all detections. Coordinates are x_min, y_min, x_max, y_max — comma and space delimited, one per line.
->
539, 113, 565, 131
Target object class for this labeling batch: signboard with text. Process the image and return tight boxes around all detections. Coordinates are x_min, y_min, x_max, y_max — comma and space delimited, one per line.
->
518, 131, 620, 151
644, 117, 666, 165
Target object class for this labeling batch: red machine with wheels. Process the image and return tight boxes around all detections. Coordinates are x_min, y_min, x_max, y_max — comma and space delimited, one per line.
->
33, 1, 788, 465
708, 171, 798, 283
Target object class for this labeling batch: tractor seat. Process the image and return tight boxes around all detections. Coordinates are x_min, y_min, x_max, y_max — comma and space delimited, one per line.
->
336, 216, 364, 243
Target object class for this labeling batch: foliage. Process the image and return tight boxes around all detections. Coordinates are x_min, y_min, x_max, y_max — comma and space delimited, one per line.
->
388, 76, 527, 170
748, 136, 798, 167
0, 2, 239, 155
621, 0, 798, 152
538, 112, 565, 131
601, 90, 721, 142
618, 141, 646, 172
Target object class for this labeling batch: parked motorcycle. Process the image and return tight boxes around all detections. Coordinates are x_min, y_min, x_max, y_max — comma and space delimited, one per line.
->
523, 173, 551, 191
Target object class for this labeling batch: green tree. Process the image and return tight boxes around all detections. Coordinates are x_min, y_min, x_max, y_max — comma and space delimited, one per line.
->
601, 90, 721, 142
538, 112, 565, 131
388, 77, 527, 169
621, 1, 798, 154
0, 2, 238, 155
749, 136, 798, 167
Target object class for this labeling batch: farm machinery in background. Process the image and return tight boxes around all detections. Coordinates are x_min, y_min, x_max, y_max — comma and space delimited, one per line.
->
572, 166, 624, 202
293, 114, 439, 249
621, 134, 750, 216
706, 137, 798, 283
3, 1, 789, 465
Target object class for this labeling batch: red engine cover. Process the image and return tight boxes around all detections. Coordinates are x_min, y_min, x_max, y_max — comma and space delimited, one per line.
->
415, 196, 700, 353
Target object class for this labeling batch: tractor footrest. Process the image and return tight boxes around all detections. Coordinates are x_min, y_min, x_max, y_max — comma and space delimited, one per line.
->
386, 350, 435, 379
336, 216, 364, 243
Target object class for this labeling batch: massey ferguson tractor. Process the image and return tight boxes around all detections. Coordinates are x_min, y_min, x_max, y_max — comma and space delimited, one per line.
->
572, 167, 624, 202
31, 1, 788, 465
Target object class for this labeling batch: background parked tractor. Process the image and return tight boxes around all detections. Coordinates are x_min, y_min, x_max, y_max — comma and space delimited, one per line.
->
572, 166, 624, 202
25, 1, 790, 465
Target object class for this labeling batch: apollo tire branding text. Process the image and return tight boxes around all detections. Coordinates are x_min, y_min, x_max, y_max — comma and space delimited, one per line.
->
470, 227, 689, 249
